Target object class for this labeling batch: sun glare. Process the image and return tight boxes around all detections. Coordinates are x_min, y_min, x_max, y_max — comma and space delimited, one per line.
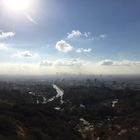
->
3, 0, 30, 12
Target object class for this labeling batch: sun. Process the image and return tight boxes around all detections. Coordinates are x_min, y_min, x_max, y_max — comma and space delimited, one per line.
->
3, 0, 30, 12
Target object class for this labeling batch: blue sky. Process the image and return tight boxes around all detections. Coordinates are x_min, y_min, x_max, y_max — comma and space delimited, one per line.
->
0, 0, 140, 75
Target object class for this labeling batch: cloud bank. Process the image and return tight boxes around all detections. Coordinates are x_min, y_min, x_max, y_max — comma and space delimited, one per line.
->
40, 58, 85, 67
14, 51, 33, 57
99, 59, 140, 66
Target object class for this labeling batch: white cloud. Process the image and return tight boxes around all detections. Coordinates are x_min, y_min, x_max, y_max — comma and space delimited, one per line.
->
99, 34, 107, 39
91, 34, 107, 40
76, 48, 92, 53
98, 59, 113, 66
40, 58, 85, 67
75, 49, 82, 53
67, 30, 91, 39
67, 30, 82, 39
67, 30, 107, 41
83, 48, 92, 53
98, 59, 140, 66
56, 40, 73, 53
84, 32, 91, 38
0, 43, 7, 50
0, 31, 15, 39
14, 51, 33, 57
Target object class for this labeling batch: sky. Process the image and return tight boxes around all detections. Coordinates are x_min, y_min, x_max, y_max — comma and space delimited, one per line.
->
0, 0, 140, 75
